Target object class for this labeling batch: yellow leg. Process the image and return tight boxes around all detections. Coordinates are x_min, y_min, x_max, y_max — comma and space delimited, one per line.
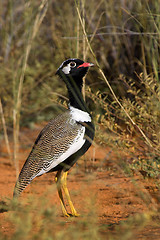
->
61, 172, 80, 217
55, 171, 69, 217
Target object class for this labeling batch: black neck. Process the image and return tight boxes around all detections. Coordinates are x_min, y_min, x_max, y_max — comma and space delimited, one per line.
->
65, 76, 89, 112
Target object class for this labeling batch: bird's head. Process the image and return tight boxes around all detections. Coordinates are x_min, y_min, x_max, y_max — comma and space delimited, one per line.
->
56, 58, 94, 80
56, 58, 94, 110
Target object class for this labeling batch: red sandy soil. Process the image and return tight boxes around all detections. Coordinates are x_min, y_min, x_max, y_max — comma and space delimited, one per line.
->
0, 124, 160, 239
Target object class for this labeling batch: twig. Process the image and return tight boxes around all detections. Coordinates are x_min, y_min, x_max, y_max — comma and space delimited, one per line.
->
0, 98, 12, 162
13, 0, 48, 175
82, 0, 86, 100
62, 31, 160, 40
75, 1, 154, 149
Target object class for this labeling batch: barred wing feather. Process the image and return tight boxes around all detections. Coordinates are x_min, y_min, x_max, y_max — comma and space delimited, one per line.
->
13, 111, 85, 197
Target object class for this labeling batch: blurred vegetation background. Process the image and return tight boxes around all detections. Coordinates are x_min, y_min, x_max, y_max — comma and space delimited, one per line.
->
0, 0, 160, 170
0, 0, 160, 180
0, 0, 160, 239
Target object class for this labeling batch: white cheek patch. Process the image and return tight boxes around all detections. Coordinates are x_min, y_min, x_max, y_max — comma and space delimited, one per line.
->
62, 64, 71, 74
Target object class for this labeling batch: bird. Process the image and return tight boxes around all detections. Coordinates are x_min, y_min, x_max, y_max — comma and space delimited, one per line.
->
13, 58, 95, 217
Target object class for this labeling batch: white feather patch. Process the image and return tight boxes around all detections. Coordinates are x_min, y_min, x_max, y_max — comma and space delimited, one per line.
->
32, 106, 91, 179
70, 106, 91, 122
35, 126, 86, 177
62, 64, 71, 74
57, 58, 77, 72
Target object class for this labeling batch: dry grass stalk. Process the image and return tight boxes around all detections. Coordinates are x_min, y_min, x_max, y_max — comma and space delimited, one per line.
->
13, 0, 48, 175
0, 98, 12, 162
75, 1, 154, 150
81, 0, 86, 100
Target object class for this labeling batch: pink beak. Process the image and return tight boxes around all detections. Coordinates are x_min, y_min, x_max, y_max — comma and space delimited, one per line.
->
77, 62, 94, 68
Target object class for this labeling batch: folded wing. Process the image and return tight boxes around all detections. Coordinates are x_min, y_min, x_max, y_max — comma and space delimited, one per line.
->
13, 111, 86, 197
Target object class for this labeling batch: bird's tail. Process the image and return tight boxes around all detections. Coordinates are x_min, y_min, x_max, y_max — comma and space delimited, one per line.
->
13, 179, 21, 198
13, 165, 34, 198
13, 153, 38, 198
13, 177, 30, 198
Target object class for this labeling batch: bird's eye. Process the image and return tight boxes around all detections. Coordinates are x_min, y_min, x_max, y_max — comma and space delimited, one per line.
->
70, 62, 76, 68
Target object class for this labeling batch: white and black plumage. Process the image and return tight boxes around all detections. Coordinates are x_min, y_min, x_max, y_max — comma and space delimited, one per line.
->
13, 58, 95, 216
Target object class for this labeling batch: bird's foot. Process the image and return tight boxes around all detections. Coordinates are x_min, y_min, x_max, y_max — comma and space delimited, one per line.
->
70, 209, 80, 217
63, 212, 70, 217
61, 207, 70, 217
71, 212, 80, 217
70, 205, 80, 217
63, 211, 80, 217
